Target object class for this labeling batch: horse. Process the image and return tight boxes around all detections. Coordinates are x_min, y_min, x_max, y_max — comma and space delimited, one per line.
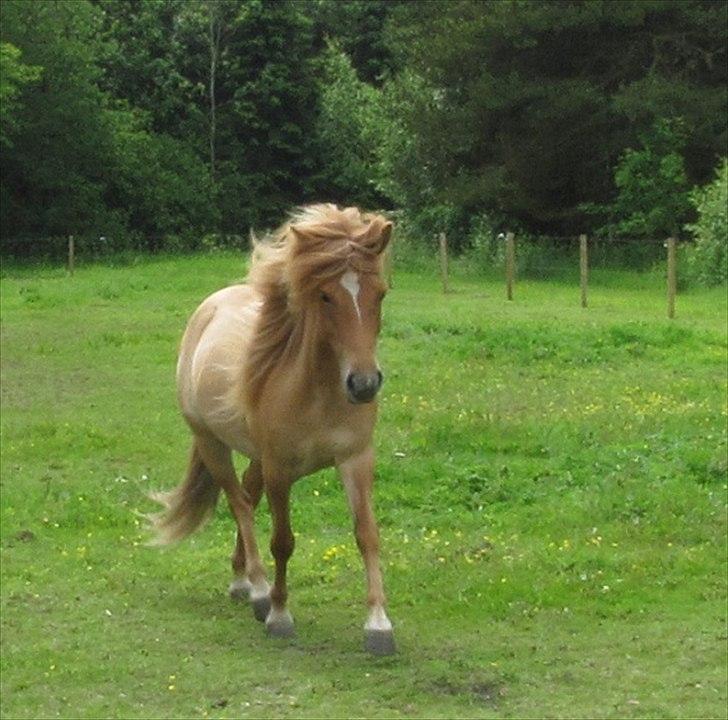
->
150, 204, 395, 655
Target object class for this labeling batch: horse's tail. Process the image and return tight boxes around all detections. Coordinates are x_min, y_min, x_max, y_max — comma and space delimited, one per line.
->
147, 443, 221, 545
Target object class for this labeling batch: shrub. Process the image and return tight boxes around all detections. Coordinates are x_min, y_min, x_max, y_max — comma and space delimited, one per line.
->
685, 158, 728, 287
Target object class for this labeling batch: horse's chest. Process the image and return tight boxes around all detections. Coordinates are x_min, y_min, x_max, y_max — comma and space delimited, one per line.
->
285, 424, 365, 475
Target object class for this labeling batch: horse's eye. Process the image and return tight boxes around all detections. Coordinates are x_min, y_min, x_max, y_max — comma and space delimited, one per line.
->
321, 292, 332, 304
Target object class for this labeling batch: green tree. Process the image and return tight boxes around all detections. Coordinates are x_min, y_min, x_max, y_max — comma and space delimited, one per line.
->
95, 0, 196, 140
209, 0, 320, 231
308, 0, 401, 84
105, 109, 218, 249
141, 0, 322, 232
0, 0, 116, 238
383, 0, 727, 236
0, 42, 41, 148
312, 43, 387, 208
1, 0, 218, 248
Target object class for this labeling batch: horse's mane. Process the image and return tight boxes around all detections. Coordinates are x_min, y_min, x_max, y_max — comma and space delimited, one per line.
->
243, 204, 391, 405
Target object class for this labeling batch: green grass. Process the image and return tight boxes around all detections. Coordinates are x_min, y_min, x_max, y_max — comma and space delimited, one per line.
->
1, 253, 726, 719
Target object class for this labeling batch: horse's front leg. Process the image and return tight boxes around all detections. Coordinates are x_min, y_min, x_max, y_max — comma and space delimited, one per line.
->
263, 461, 296, 638
338, 447, 395, 655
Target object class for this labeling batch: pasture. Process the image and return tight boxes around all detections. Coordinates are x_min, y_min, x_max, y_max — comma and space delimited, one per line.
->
1, 253, 726, 719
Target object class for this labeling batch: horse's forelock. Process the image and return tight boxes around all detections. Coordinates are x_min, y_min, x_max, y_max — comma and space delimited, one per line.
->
248, 204, 390, 304
287, 208, 387, 289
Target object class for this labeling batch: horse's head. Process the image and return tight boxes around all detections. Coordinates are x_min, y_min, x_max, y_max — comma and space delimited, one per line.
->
317, 264, 389, 404
288, 206, 392, 404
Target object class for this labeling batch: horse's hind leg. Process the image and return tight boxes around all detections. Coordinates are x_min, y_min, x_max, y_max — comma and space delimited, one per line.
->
230, 460, 270, 622
193, 434, 271, 621
229, 461, 263, 595
228, 532, 249, 599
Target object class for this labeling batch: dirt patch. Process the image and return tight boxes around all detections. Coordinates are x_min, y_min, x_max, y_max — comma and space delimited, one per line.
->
13, 529, 36, 542
431, 678, 506, 705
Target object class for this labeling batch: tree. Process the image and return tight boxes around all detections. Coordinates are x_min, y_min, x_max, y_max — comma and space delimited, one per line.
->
95, 0, 198, 142
382, 0, 727, 236
307, 0, 402, 84
102, 0, 323, 232
0, 0, 117, 238
0, 42, 41, 148
192, 0, 320, 232
311, 43, 387, 208
1, 0, 217, 248
105, 109, 218, 249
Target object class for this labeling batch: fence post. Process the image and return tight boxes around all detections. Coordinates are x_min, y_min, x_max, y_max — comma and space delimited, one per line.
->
579, 234, 588, 308
667, 237, 676, 319
439, 232, 449, 293
505, 232, 515, 300
68, 235, 75, 276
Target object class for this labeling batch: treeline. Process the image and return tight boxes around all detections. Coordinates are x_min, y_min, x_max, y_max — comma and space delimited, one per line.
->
1, 0, 726, 278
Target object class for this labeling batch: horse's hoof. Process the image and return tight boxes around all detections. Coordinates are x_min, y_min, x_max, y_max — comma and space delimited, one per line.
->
251, 595, 271, 623
228, 578, 251, 601
364, 629, 396, 656
266, 608, 295, 638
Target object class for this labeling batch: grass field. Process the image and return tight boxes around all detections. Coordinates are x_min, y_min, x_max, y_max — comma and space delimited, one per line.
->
1, 253, 726, 719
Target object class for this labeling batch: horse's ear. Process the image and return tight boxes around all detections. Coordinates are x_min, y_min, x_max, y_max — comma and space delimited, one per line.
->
289, 224, 309, 246
376, 222, 392, 255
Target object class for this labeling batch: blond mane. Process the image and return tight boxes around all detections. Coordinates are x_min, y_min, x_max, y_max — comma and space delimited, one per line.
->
243, 204, 391, 404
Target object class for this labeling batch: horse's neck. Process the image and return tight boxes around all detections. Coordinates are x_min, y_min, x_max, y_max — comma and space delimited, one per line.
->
245, 291, 338, 405
286, 310, 339, 398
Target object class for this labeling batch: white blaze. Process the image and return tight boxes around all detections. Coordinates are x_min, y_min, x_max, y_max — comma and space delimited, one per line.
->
340, 270, 361, 322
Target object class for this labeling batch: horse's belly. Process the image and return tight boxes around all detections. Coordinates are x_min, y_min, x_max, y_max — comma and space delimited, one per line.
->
190, 345, 258, 457
205, 414, 258, 457
178, 285, 261, 458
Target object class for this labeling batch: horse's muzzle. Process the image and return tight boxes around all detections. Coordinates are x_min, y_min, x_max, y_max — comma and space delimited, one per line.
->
346, 370, 383, 404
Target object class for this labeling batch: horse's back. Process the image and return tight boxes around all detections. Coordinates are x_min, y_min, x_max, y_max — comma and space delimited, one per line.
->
177, 284, 261, 455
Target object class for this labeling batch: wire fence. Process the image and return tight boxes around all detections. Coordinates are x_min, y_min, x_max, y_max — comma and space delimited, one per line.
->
1, 231, 686, 318
408, 232, 682, 318
0, 232, 250, 266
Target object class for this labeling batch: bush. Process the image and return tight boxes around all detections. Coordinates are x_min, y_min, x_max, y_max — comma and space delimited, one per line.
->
586, 119, 693, 240
685, 158, 728, 287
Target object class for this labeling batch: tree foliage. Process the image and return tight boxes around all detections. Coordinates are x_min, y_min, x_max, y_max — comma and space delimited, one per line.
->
0, 42, 41, 149
383, 0, 727, 236
1, 0, 116, 238
685, 158, 728, 286
0, 0, 725, 256
597, 119, 693, 238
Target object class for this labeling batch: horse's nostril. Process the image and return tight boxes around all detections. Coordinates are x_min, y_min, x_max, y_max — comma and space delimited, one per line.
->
376, 370, 383, 388
346, 372, 381, 403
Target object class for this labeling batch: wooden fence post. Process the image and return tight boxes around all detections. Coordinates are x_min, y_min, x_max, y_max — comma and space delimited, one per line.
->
505, 232, 515, 300
667, 237, 676, 319
579, 234, 588, 308
439, 232, 449, 293
68, 235, 75, 276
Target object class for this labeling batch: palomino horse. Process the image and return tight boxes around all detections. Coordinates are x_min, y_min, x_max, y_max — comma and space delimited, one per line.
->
151, 204, 395, 654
